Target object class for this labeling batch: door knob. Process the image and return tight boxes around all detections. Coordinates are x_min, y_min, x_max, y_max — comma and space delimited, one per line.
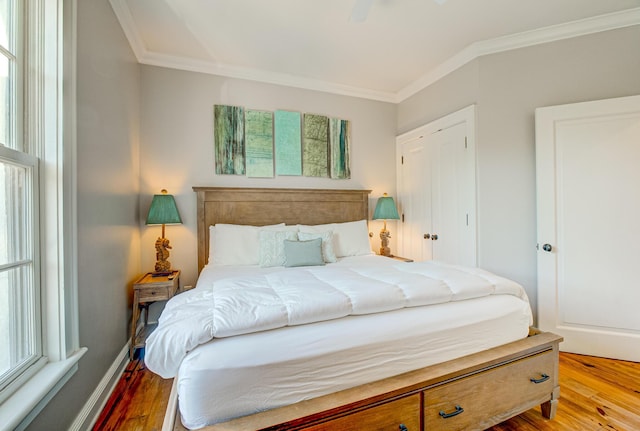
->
431, 234, 439, 240
424, 233, 430, 239
542, 244, 552, 252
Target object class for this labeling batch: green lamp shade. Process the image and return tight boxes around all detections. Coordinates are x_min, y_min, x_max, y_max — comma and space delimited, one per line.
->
373, 195, 400, 220
146, 193, 182, 225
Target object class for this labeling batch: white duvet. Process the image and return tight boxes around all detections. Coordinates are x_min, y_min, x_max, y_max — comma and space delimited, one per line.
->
145, 257, 530, 378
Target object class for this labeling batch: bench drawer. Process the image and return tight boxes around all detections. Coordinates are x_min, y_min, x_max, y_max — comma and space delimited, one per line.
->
424, 350, 555, 431
303, 393, 421, 431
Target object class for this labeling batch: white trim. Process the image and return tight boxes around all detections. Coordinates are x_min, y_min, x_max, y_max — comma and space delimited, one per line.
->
62, 0, 80, 353
108, 0, 146, 60
397, 7, 640, 101
141, 51, 398, 103
396, 105, 475, 144
0, 348, 87, 431
69, 343, 130, 431
109, 0, 640, 103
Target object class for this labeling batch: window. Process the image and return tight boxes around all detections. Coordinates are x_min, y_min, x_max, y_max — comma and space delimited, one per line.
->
0, 0, 84, 427
0, 148, 40, 403
0, 0, 43, 402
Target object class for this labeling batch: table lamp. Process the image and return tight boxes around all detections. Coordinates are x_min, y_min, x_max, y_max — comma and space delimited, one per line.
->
372, 193, 400, 257
146, 189, 182, 275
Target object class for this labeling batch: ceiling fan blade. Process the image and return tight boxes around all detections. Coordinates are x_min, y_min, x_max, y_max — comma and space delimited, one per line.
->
349, 0, 374, 22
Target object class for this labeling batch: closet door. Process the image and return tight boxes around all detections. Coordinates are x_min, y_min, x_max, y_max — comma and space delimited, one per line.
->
396, 106, 476, 265
397, 136, 431, 261
430, 122, 475, 266
536, 95, 640, 361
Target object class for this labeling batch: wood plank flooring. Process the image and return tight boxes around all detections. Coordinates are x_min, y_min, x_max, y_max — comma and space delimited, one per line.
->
93, 354, 172, 431
93, 352, 640, 431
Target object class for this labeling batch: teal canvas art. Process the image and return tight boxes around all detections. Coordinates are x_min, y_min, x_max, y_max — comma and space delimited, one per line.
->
275, 110, 302, 176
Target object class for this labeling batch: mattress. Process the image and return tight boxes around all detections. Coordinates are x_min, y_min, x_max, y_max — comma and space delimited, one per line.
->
169, 256, 532, 429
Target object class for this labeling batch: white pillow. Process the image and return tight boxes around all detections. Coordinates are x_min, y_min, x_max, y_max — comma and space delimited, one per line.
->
298, 220, 372, 257
209, 223, 286, 266
297, 231, 337, 263
259, 230, 299, 267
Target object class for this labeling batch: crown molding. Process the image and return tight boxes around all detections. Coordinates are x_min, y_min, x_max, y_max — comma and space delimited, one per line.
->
109, 0, 147, 60
110, 0, 640, 104
140, 51, 398, 103
397, 7, 640, 102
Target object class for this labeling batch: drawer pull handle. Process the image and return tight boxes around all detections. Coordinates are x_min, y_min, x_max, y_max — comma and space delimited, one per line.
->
399, 425, 408, 431
439, 405, 464, 419
530, 373, 550, 384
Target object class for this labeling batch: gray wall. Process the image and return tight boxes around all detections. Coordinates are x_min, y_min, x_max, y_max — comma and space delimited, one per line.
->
26, 0, 141, 429
24, 11, 639, 428
139, 66, 398, 289
398, 25, 640, 318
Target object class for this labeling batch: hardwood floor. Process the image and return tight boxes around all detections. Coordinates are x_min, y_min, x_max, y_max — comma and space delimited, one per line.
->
94, 352, 640, 431
93, 353, 173, 431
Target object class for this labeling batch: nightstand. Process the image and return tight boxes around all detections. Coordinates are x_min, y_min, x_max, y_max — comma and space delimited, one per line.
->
129, 270, 180, 360
386, 255, 414, 262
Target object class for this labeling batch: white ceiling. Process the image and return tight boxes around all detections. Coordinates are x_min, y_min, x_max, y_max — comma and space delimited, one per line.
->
110, 0, 640, 102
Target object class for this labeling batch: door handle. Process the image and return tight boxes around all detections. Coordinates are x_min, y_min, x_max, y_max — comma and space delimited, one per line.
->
431, 234, 439, 240
424, 233, 430, 239
542, 244, 552, 252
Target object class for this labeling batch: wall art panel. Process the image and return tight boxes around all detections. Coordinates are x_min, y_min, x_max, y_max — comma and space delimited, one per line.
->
275, 110, 302, 176
245, 109, 274, 178
214, 105, 245, 175
329, 118, 351, 179
302, 113, 329, 177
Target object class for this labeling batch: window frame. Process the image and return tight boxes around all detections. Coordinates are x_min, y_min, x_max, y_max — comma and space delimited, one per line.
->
0, 0, 84, 428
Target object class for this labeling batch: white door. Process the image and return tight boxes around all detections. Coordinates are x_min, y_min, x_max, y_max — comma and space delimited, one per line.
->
396, 105, 476, 266
430, 122, 475, 266
536, 95, 640, 361
397, 136, 432, 261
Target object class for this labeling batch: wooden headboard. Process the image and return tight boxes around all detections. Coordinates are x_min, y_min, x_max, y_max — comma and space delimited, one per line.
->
193, 187, 371, 273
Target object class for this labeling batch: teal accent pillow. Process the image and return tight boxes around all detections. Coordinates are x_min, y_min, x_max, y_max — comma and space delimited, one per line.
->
283, 238, 325, 267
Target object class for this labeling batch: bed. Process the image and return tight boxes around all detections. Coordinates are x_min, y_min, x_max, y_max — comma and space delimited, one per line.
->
146, 187, 562, 431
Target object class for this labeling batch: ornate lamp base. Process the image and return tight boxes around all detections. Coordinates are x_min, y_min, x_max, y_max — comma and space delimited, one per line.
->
379, 228, 392, 257
154, 236, 173, 276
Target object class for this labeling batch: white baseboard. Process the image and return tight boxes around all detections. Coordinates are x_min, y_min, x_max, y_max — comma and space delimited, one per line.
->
68, 343, 130, 431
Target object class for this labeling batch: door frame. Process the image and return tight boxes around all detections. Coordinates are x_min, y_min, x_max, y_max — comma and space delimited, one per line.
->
395, 105, 477, 264
536, 94, 640, 361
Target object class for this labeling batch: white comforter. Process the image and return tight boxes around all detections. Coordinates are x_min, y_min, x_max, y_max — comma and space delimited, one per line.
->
145, 257, 530, 378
